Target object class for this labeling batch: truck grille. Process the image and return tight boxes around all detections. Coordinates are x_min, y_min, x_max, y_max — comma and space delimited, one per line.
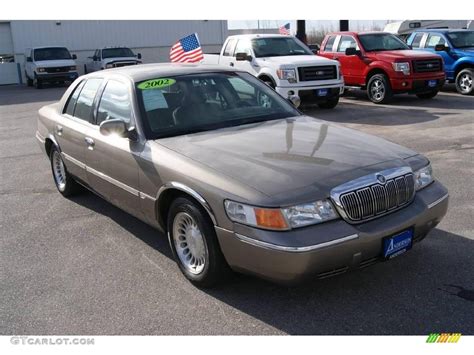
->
338, 173, 415, 222
44, 66, 70, 73
112, 61, 136, 68
298, 65, 337, 81
412, 59, 442, 73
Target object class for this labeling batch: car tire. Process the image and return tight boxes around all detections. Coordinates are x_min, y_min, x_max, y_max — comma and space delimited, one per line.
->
84, 65, 88, 74
26, 73, 33, 87
49, 146, 82, 197
367, 74, 393, 104
318, 96, 339, 109
33, 75, 43, 89
416, 90, 439, 99
167, 196, 231, 288
455, 68, 473, 95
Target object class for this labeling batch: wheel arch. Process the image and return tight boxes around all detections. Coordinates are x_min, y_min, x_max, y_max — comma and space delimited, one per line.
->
365, 67, 390, 87
257, 73, 277, 87
155, 182, 217, 232
44, 134, 60, 157
454, 61, 474, 78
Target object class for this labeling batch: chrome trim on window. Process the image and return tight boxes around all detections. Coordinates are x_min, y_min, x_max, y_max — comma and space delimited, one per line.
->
427, 193, 449, 209
157, 182, 217, 225
234, 232, 359, 253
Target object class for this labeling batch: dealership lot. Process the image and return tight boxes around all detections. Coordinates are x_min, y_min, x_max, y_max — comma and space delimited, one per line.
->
0, 85, 473, 335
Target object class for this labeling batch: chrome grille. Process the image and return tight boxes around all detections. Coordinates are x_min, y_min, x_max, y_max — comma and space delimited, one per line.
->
338, 173, 415, 222
44, 66, 70, 73
412, 59, 442, 73
298, 65, 337, 81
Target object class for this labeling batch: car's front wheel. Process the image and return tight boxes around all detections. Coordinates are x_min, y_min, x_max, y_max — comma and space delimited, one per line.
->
167, 197, 231, 287
455, 68, 473, 95
49, 146, 82, 197
33, 75, 43, 89
367, 74, 393, 104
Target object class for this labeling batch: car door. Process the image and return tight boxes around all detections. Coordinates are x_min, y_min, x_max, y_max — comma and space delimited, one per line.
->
232, 39, 258, 75
83, 78, 143, 217
333, 35, 365, 85
219, 38, 237, 68
56, 79, 100, 182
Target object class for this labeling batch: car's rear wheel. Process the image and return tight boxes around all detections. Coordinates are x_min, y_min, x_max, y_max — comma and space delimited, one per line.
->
367, 74, 393, 104
167, 197, 231, 287
455, 68, 473, 95
49, 146, 82, 197
318, 96, 339, 109
416, 90, 438, 99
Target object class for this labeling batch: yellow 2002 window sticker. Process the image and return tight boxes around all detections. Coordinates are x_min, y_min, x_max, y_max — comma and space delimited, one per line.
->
138, 78, 176, 90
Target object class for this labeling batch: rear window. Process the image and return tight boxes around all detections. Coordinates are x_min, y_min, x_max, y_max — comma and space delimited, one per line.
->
74, 79, 103, 121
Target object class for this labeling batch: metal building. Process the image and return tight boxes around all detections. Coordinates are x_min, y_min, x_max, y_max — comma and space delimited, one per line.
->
0, 20, 228, 85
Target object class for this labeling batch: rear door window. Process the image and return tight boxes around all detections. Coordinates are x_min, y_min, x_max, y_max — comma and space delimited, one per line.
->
323, 36, 337, 52
410, 33, 424, 48
74, 78, 103, 121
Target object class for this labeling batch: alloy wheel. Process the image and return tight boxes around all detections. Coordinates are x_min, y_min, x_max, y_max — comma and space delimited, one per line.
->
370, 79, 385, 102
52, 150, 66, 191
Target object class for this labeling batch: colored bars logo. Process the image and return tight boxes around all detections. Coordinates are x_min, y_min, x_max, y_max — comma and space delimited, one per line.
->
426, 333, 462, 343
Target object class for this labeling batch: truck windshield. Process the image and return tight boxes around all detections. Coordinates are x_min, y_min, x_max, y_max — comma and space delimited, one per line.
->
136, 72, 300, 139
251, 37, 313, 57
34, 47, 72, 61
358, 33, 410, 51
102, 48, 135, 58
446, 31, 474, 48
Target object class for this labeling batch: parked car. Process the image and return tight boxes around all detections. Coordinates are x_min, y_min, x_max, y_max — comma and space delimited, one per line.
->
407, 29, 474, 95
202, 34, 344, 109
84, 46, 142, 73
318, 32, 446, 103
384, 20, 472, 41
36, 64, 449, 287
25, 46, 78, 89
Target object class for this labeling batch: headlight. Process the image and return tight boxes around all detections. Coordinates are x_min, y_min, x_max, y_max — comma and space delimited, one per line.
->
37, 68, 45, 73
105, 63, 114, 68
282, 200, 338, 228
69, 66, 77, 71
414, 164, 433, 191
392, 62, 410, 75
277, 69, 297, 83
224, 199, 338, 230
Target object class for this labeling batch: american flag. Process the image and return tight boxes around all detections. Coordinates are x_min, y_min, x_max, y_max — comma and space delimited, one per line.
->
279, 23, 290, 35
170, 33, 204, 63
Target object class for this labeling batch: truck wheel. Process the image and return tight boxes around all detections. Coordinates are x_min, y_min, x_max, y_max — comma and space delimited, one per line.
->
455, 69, 473, 95
367, 74, 393, 104
416, 90, 438, 99
26, 73, 33, 87
49, 146, 82, 197
318, 96, 339, 109
84, 65, 88, 74
167, 196, 232, 288
33, 75, 43, 89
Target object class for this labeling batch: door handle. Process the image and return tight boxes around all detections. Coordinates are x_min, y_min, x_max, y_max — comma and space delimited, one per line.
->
84, 137, 95, 150
230, 62, 234, 67
56, 125, 63, 136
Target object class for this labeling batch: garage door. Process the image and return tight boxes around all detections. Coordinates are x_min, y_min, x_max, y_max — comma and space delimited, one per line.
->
0, 22, 19, 85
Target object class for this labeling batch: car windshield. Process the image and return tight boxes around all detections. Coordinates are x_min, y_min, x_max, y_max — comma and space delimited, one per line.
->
136, 72, 300, 139
102, 48, 135, 59
251, 37, 313, 57
358, 33, 410, 51
446, 31, 474, 48
34, 47, 72, 61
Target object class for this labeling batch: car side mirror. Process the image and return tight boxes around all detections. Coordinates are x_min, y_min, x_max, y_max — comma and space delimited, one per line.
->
72, 54, 77, 60
287, 95, 301, 109
137, 53, 142, 59
236, 52, 252, 61
26, 57, 32, 62
100, 119, 129, 137
345, 47, 360, 56
435, 44, 449, 52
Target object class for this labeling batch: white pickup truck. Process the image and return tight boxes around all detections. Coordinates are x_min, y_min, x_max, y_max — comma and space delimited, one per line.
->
84, 47, 142, 73
203, 34, 344, 108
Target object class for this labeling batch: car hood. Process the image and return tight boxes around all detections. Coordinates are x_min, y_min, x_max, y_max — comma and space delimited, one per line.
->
156, 116, 417, 200
257, 55, 337, 67
368, 49, 441, 61
103, 57, 139, 64
453, 48, 474, 57
34, 59, 76, 67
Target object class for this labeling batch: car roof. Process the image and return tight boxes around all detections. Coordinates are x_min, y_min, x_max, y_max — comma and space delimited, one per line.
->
31, 46, 70, 49
227, 34, 293, 40
326, 31, 393, 36
83, 63, 244, 82
411, 29, 473, 34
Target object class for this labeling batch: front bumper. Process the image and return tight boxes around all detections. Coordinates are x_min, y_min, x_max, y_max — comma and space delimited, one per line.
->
276, 82, 344, 103
390, 73, 445, 93
215, 181, 448, 285
36, 71, 79, 82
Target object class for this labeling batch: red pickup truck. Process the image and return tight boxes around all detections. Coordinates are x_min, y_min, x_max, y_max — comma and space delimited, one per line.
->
318, 32, 446, 103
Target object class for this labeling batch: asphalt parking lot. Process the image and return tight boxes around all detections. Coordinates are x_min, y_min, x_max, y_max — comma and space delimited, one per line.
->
0, 85, 473, 335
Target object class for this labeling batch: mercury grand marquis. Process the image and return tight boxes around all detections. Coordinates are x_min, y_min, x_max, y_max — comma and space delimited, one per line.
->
36, 63, 449, 287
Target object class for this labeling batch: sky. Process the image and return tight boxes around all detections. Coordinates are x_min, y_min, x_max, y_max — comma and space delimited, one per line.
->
228, 20, 394, 32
